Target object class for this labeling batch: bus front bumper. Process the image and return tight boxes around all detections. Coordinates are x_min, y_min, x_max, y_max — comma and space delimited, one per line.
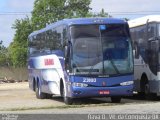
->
68, 85, 133, 98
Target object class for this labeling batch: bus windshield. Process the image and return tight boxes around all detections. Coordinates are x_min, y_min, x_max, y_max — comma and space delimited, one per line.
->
70, 24, 133, 76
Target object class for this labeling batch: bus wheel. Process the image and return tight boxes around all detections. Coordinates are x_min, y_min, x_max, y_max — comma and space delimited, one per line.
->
145, 83, 150, 95
62, 85, 73, 105
64, 96, 73, 105
111, 97, 121, 103
145, 83, 152, 100
36, 82, 46, 99
46, 94, 52, 99
145, 83, 156, 100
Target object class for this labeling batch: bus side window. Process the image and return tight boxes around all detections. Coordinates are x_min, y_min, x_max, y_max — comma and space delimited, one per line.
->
130, 28, 140, 59
147, 23, 156, 40
134, 42, 139, 59
28, 35, 40, 56
158, 24, 160, 37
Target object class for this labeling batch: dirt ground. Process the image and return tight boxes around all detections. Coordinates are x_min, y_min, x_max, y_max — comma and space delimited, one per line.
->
0, 82, 65, 111
0, 82, 160, 114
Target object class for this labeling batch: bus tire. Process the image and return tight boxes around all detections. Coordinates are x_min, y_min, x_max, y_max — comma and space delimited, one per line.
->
140, 74, 148, 98
145, 83, 156, 100
36, 81, 46, 99
46, 94, 52, 99
111, 97, 121, 103
64, 97, 73, 105
145, 83, 151, 100
61, 84, 73, 105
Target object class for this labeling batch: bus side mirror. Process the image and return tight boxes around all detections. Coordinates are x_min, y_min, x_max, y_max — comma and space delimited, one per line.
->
134, 42, 139, 59
64, 46, 68, 58
64, 45, 70, 71
133, 50, 135, 58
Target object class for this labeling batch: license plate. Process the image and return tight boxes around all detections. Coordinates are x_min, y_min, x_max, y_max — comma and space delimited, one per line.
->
99, 90, 110, 95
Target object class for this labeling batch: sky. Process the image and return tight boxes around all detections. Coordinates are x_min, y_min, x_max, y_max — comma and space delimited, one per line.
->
0, 0, 160, 47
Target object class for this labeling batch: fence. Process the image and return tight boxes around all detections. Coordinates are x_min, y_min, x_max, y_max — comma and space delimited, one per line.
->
0, 67, 28, 82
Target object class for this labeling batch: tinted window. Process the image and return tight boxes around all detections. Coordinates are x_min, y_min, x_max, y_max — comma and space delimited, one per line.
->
71, 25, 99, 39
158, 24, 160, 36
29, 25, 67, 55
100, 24, 130, 37
130, 26, 146, 44
71, 24, 133, 75
147, 23, 156, 40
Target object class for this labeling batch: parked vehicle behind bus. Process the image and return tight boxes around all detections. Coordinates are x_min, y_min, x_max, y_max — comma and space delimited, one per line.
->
128, 15, 160, 99
28, 18, 134, 104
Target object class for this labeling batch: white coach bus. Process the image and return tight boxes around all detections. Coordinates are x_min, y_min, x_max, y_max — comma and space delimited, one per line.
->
128, 15, 160, 98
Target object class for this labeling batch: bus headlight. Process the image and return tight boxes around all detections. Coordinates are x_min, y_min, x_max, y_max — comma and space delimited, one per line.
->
120, 81, 133, 86
72, 82, 88, 87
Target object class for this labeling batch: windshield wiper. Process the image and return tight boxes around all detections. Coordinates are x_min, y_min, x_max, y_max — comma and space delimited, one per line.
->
109, 59, 120, 74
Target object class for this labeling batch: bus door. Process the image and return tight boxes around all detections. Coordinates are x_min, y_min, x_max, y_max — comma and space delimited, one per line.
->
147, 23, 158, 75
148, 40, 158, 75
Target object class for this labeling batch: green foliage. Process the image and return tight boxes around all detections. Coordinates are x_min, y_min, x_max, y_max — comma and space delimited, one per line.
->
88, 8, 112, 18
0, 41, 10, 66
9, 17, 33, 67
12, 17, 32, 47
9, 42, 28, 67
31, 0, 91, 30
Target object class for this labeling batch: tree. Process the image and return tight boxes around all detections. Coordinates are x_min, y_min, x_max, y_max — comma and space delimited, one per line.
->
0, 41, 10, 66
12, 17, 32, 47
88, 8, 112, 18
10, 17, 33, 67
31, 0, 91, 30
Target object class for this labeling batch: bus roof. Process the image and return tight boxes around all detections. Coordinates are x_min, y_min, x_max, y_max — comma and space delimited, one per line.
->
128, 15, 160, 28
29, 17, 126, 37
